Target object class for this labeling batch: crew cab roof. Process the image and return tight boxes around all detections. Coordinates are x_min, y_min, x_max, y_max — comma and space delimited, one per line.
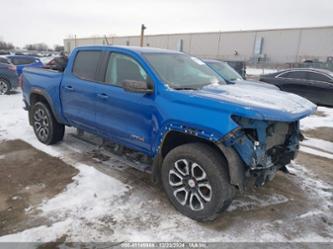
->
74, 45, 183, 54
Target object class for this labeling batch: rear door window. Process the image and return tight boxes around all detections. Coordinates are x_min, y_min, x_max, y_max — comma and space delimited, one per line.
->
278, 71, 307, 79
72, 51, 102, 81
307, 72, 331, 82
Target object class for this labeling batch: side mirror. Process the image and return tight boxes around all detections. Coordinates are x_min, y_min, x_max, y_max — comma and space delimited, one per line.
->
121, 79, 153, 94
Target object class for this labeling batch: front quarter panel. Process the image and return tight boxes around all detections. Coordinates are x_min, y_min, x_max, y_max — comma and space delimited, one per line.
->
151, 89, 239, 154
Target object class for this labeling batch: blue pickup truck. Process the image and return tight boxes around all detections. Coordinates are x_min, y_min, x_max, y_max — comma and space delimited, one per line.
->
22, 46, 316, 221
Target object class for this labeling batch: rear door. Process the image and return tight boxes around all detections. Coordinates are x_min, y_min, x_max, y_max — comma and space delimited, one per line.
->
305, 71, 333, 106
61, 50, 102, 133
95, 51, 155, 154
275, 70, 308, 94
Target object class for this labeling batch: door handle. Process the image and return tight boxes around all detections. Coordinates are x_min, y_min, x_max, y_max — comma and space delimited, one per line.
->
64, 85, 75, 91
97, 93, 109, 99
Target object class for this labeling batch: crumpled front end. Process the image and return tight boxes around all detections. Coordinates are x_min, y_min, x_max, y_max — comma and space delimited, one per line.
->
222, 116, 301, 186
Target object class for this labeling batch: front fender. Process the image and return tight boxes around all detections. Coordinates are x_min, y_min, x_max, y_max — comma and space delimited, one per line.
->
216, 142, 246, 191
153, 121, 224, 155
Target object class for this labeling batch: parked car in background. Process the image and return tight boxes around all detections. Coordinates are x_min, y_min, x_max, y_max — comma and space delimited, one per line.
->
22, 45, 316, 221
204, 59, 278, 90
43, 53, 68, 72
0, 57, 18, 94
14, 52, 25, 56
223, 60, 246, 78
0, 50, 10, 55
259, 68, 333, 107
6, 55, 43, 75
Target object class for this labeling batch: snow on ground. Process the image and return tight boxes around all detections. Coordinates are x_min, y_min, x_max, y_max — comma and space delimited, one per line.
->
246, 67, 278, 76
301, 137, 333, 154
300, 137, 333, 160
300, 146, 333, 160
301, 106, 333, 130
0, 92, 333, 243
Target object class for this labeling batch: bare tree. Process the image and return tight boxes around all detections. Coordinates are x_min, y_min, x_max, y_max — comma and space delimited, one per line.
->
0, 41, 14, 50
54, 45, 64, 52
24, 43, 49, 51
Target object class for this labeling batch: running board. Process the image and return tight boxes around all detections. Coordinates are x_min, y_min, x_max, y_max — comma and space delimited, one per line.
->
69, 131, 152, 174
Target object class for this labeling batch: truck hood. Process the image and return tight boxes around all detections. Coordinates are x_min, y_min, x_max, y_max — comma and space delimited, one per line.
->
180, 83, 316, 122
233, 79, 279, 90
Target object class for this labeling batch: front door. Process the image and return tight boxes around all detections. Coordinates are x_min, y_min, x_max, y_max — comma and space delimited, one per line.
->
95, 52, 155, 154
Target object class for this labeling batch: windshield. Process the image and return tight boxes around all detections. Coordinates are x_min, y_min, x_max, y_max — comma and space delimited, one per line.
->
143, 53, 225, 89
206, 61, 243, 82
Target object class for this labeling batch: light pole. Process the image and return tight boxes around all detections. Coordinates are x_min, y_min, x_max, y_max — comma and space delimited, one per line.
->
140, 24, 146, 47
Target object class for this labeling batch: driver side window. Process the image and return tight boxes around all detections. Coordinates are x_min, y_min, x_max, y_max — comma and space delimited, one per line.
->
104, 53, 147, 86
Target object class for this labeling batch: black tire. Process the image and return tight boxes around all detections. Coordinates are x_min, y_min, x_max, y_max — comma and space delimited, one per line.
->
161, 143, 235, 221
0, 78, 11, 95
30, 101, 65, 145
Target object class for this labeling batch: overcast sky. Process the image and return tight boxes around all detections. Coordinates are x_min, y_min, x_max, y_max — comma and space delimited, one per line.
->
1, 0, 333, 48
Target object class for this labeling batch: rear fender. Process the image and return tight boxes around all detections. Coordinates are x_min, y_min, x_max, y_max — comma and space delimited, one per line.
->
29, 88, 67, 125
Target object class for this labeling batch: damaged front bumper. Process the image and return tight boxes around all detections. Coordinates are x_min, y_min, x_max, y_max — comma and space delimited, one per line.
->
223, 117, 302, 186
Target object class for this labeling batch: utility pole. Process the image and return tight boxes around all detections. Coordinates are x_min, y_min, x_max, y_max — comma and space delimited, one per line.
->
104, 35, 110, 45
140, 24, 146, 47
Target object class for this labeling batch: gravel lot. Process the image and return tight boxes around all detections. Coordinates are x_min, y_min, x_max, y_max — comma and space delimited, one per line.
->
0, 91, 332, 244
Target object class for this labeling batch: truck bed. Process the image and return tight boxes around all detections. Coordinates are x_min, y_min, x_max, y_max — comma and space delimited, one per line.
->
22, 67, 65, 123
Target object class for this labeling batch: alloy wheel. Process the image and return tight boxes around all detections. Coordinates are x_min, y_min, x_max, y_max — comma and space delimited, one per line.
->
0, 80, 8, 95
168, 159, 213, 211
33, 108, 50, 142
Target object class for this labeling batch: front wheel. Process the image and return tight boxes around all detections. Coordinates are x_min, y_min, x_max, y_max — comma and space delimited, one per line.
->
30, 102, 65, 145
161, 143, 235, 221
0, 78, 11, 95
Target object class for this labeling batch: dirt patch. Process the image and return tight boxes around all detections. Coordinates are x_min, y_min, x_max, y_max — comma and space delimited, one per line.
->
303, 127, 333, 142
295, 152, 333, 184
0, 139, 79, 236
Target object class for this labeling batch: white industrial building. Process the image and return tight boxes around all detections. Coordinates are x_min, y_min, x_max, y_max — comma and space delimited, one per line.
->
64, 26, 333, 64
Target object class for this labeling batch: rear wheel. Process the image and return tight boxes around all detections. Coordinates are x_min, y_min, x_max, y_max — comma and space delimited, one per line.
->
0, 78, 10, 95
30, 102, 65, 145
161, 143, 235, 221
